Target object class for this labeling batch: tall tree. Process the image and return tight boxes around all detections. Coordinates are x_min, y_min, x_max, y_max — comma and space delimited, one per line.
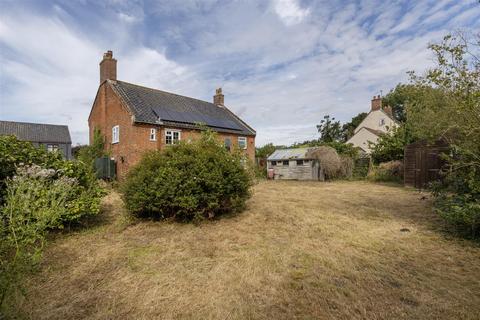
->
316, 115, 342, 143
382, 84, 419, 122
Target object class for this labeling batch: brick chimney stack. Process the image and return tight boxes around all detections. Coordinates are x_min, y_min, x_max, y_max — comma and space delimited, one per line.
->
371, 95, 382, 111
100, 50, 117, 84
213, 88, 224, 106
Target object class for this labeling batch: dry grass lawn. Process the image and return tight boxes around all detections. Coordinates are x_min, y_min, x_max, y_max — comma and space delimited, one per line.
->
11, 181, 480, 319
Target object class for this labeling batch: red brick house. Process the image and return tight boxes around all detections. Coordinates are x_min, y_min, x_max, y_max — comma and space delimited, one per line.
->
88, 51, 256, 178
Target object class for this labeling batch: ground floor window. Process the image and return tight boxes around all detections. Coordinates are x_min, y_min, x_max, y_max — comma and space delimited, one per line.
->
282, 160, 289, 166
165, 130, 181, 145
47, 144, 59, 152
296, 160, 304, 165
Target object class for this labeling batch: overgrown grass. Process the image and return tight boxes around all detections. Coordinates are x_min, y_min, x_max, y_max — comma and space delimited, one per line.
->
7, 181, 480, 319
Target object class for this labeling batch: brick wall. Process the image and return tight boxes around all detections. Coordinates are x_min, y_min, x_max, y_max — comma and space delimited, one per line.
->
89, 82, 255, 179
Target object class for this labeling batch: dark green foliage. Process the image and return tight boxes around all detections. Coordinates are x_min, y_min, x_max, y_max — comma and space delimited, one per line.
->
406, 33, 480, 237
382, 84, 419, 122
122, 130, 253, 221
431, 149, 480, 238
255, 143, 280, 158
370, 125, 413, 164
76, 128, 106, 168
0, 136, 104, 308
341, 112, 367, 141
316, 115, 342, 143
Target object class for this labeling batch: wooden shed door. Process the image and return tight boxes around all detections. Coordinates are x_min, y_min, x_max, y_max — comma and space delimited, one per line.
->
414, 149, 425, 188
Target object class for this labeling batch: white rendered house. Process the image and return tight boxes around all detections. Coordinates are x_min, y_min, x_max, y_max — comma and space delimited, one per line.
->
347, 95, 397, 154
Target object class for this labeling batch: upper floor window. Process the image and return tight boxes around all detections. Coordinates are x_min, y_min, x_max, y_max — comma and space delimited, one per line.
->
150, 128, 157, 141
112, 125, 119, 144
47, 144, 58, 153
165, 130, 181, 145
379, 118, 385, 126
238, 136, 247, 150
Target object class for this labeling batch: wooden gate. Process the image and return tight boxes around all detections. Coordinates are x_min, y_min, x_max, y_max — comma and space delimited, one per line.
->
404, 140, 449, 189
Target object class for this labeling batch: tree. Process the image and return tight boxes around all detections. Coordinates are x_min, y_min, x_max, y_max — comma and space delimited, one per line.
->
256, 143, 280, 158
316, 115, 342, 143
407, 32, 480, 237
382, 84, 419, 122
369, 125, 413, 164
341, 112, 367, 141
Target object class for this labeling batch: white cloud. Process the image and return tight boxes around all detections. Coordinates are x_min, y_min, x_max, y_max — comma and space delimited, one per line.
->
273, 0, 310, 26
0, 11, 193, 145
1, 0, 478, 148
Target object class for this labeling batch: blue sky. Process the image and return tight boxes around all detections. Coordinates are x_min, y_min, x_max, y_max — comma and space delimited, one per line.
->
0, 0, 479, 146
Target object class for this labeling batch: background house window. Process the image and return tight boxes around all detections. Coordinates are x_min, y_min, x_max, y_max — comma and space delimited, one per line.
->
165, 130, 181, 145
112, 125, 119, 143
150, 128, 157, 141
224, 138, 231, 151
47, 144, 58, 152
238, 137, 247, 150
379, 118, 385, 126
296, 160, 304, 165
283, 160, 289, 166
271, 161, 277, 166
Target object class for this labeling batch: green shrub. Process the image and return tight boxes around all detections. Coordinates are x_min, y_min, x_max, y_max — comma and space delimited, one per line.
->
431, 149, 480, 238
0, 165, 78, 307
367, 160, 404, 183
0, 148, 104, 308
0, 135, 61, 203
75, 128, 106, 168
122, 130, 253, 221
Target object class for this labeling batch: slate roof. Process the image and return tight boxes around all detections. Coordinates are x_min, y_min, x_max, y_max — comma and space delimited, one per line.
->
0, 120, 71, 144
267, 148, 316, 161
109, 80, 255, 136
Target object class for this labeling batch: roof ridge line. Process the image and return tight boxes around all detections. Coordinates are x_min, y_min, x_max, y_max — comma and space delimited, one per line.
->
0, 120, 69, 127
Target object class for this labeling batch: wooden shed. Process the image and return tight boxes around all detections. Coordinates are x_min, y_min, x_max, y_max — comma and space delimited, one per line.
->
404, 140, 450, 188
267, 148, 322, 181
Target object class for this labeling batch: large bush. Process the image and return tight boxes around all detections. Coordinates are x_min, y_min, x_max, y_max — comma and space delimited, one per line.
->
0, 136, 104, 308
122, 131, 253, 221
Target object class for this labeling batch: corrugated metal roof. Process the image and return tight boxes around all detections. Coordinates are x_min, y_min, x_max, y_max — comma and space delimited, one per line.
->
267, 147, 316, 160
109, 80, 256, 136
0, 120, 71, 143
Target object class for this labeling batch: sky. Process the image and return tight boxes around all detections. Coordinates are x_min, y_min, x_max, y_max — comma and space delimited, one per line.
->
0, 0, 479, 146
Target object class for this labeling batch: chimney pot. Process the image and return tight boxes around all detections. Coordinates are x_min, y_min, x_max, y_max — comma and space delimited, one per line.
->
100, 50, 117, 84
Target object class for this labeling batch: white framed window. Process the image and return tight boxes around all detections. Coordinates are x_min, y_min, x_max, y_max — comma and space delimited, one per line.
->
165, 130, 181, 145
112, 125, 119, 144
150, 128, 157, 141
47, 144, 58, 152
238, 136, 247, 150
